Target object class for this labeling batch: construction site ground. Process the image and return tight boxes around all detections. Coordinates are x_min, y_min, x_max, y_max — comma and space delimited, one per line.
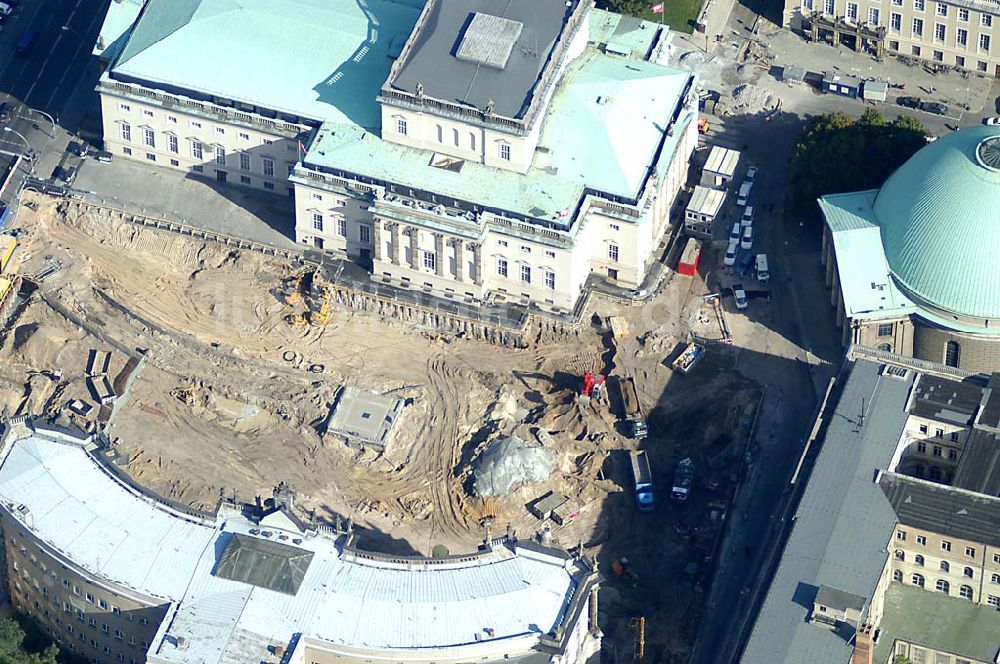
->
0, 193, 820, 662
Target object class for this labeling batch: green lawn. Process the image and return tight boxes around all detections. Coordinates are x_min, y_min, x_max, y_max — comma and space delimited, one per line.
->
640, 0, 704, 34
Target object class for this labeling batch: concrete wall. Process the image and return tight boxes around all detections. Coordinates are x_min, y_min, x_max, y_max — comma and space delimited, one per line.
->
785, 0, 1000, 75
99, 87, 300, 195
2, 512, 168, 664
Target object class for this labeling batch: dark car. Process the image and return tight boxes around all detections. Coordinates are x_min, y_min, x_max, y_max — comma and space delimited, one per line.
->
920, 101, 949, 116
897, 96, 922, 109
0, 103, 10, 123
67, 141, 88, 157
60, 166, 77, 185
16, 30, 39, 56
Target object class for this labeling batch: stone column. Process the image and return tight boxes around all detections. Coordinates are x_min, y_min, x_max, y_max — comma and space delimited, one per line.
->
434, 233, 445, 277
408, 226, 420, 269
470, 243, 483, 286
390, 222, 401, 266
372, 219, 384, 262
831, 269, 841, 308
453, 239, 464, 282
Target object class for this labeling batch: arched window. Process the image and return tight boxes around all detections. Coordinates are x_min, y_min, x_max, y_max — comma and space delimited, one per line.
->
892, 569, 903, 582
912, 573, 925, 587
940, 560, 950, 572
452, 128, 460, 146
936, 579, 950, 593
469, 132, 476, 151
945, 340, 960, 368
895, 549, 905, 561
915, 554, 925, 566
960, 584, 974, 599
877, 342, 892, 352
436, 125, 443, 143
964, 567, 974, 578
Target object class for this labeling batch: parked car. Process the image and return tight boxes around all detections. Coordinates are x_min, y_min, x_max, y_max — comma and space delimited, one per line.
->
732, 283, 748, 310
741, 225, 754, 250
95, 150, 113, 163
60, 166, 77, 185
920, 101, 948, 116
736, 179, 753, 207
897, 96, 922, 109
983, 117, 1000, 126
730, 222, 741, 242
736, 251, 755, 277
741, 206, 754, 229
0, 102, 10, 123
724, 239, 738, 267
67, 141, 88, 157
745, 165, 758, 182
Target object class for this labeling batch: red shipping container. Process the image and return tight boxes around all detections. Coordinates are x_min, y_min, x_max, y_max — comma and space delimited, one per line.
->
678, 238, 702, 276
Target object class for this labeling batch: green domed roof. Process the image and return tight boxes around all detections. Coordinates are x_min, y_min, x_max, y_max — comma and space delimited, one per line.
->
873, 127, 1000, 320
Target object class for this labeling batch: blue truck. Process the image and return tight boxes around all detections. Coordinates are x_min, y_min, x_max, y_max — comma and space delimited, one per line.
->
629, 450, 654, 513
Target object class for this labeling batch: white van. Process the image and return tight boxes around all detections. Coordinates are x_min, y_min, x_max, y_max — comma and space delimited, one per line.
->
741, 225, 754, 250
724, 239, 739, 266
736, 180, 754, 207
756, 253, 769, 283
741, 205, 754, 229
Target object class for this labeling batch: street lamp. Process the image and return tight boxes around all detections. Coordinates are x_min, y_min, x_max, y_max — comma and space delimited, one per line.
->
3, 127, 33, 161
25, 107, 56, 137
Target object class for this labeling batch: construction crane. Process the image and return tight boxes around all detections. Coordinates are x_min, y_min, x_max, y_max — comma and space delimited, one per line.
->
629, 616, 646, 664
310, 284, 332, 326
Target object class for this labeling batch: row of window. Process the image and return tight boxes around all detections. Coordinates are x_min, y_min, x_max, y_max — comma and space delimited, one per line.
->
894, 550, 980, 577
895, 529, 990, 560
889, 40, 994, 69
119, 123, 288, 177
804, 0, 994, 27
893, 570, 975, 598
916, 423, 960, 441
117, 103, 267, 144
497, 239, 560, 258
393, 117, 512, 161
914, 441, 959, 459
496, 258, 557, 289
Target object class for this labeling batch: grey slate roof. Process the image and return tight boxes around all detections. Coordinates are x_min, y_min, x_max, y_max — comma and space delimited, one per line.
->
976, 373, 1000, 431
390, 0, 572, 118
740, 359, 912, 664
213, 533, 314, 595
909, 374, 985, 425
879, 472, 1000, 548
952, 429, 1000, 497
815, 585, 866, 612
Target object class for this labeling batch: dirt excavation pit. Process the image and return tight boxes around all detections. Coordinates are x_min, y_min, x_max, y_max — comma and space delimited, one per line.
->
0, 193, 765, 659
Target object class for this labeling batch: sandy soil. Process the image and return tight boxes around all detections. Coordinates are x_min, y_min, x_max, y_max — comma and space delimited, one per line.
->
1, 194, 763, 659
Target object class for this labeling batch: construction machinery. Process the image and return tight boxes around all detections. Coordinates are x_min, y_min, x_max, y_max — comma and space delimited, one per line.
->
281, 266, 334, 327
579, 371, 606, 406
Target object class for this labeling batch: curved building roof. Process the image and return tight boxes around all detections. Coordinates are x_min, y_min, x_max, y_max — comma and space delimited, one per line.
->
0, 429, 592, 664
873, 127, 1000, 320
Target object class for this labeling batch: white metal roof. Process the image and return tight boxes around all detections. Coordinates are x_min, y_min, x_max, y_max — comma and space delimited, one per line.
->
0, 431, 584, 663
704, 145, 741, 177
0, 435, 216, 601
686, 186, 726, 217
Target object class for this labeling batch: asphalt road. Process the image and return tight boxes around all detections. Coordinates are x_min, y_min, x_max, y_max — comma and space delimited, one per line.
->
0, 0, 107, 206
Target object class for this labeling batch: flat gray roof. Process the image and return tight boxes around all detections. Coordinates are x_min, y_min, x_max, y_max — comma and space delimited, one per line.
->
740, 358, 912, 664
326, 386, 403, 447
390, 0, 573, 118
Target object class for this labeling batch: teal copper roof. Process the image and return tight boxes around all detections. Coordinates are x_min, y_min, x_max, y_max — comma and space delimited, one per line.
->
110, 0, 424, 129
301, 50, 694, 221
873, 126, 1000, 320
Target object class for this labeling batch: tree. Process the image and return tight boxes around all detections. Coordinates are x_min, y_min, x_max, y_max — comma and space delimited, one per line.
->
0, 619, 60, 664
787, 110, 928, 222
599, 0, 651, 17
893, 655, 913, 664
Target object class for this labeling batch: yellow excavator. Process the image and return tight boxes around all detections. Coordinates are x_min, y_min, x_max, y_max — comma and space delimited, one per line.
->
281, 266, 333, 327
